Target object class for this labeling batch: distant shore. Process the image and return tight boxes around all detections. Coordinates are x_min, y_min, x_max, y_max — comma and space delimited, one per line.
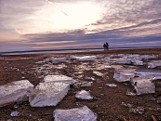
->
1, 47, 161, 56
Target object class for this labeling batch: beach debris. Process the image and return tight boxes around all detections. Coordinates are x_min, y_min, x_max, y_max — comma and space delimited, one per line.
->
29, 82, 70, 107
113, 69, 136, 82
75, 90, 93, 100
106, 83, 117, 88
93, 71, 103, 77
126, 89, 136, 96
43, 75, 76, 84
131, 77, 155, 95
148, 60, 161, 68
129, 107, 145, 115
70, 55, 97, 62
10, 111, 19, 117
51, 57, 68, 64
0, 80, 34, 107
53, 106, 97, 121
121, 102, 133, 108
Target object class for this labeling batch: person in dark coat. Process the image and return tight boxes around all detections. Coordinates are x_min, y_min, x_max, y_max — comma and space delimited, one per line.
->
105, 42, 109, 50
103, 42, 109, 50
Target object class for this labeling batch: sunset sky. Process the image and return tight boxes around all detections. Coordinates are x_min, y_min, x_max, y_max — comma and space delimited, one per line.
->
0, 0, 161, 52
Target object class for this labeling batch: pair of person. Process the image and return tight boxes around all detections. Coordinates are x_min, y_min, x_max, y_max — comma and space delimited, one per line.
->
103, 42, 109, 50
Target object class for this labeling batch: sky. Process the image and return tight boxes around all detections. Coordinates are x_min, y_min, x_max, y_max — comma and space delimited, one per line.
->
0, 0, 161, 52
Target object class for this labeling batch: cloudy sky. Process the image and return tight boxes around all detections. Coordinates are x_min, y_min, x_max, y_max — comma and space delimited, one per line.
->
0, 0, 161, 52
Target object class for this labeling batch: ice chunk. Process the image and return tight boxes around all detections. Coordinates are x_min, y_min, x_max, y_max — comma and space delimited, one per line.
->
148, 60, 161, 68
75, 90, 93, 100
43, 75, 76, 84
132, 60, 144, 66
53, 106, 97, 121
136, 69, 161, 80
106, 83, 117, 88
11, 111, 19, 117
71, 56, 97, 62
131, 77, 155, 95
29, 82, 70, 107
51, 57, 68, 64
113, 69, 136, 82
116, 57, 131, 65
0, 80, 33, 107
93, 71, 103, 77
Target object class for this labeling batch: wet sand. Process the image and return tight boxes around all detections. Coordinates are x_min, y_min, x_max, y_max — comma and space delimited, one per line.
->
0, 48, 161, 121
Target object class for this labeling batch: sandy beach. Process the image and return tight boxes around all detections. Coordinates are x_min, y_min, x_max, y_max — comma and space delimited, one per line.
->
0, 48, 161, 121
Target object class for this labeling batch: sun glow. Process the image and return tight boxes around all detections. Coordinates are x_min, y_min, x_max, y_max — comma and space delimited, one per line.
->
16, 1, 105, 34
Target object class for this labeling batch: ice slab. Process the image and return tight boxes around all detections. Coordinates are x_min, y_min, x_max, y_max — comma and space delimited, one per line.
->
51, 57, 68, 64
0, 80, 33, 107
148, 60, 161, 69
136, 69, 161, 80
71, 56, 97, 62
131, 77, 155, 95
113, 69, 136, 82
29, 82, 70, 107
53, 106, 97, 121
75, 90, 93, 100
43, 75, 76, 84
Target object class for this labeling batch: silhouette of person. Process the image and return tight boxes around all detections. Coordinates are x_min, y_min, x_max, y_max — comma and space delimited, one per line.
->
105, 42, 109, 50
